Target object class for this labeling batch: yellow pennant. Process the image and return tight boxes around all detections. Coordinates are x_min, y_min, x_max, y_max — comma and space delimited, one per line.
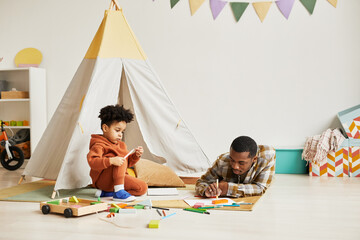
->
252, 2, 272, 23
327, 0, 337, 8
189, 0, 206, 16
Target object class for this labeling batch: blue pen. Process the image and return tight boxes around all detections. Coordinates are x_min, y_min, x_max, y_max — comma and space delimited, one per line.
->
221, 203, 253, 207
161, 212, 176, 220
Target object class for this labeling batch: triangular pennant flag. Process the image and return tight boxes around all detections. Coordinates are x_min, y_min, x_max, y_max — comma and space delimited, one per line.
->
230, 2, 249, 22
327, 0, 337, 8
210, 0, 228, 20
276, 0, 295, 19
300, 0, 317, 15
252, 2, 272, 23
171, 0, 180, 8
189, 0, 206, 16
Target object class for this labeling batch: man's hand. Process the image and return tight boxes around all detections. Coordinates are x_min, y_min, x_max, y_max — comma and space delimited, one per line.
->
204, 181, 228, 198
134, 146, 143, 158
110, 156, 125, 166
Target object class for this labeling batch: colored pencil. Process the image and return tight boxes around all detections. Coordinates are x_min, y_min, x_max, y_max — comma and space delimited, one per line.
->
184, 208, 210, 214
152, 206, 170, 211
156, 209, 162, 216
216, 179, 219, 199
161, 212, 176, 220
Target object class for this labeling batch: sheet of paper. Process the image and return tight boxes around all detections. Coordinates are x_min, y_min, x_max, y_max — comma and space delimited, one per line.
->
184, 197, 235, 207
147, 188, 179, 196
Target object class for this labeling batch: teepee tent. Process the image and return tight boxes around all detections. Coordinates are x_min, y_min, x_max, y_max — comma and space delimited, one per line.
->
22, 0, 210, 195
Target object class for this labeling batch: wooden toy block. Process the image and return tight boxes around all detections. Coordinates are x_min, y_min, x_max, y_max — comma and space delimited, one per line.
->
47, 200, 61, 205
212, 199, 228, 204
111, 203, 120, 208
109, 207, 119, 213
148, 220, 160, 228
124, 206, 135, 209
134, 205, 145, 209
69, 196, 79, 203
90, 201, 102, 205
193, 202, 205, 208
118, 209, 136, 214
118, 203, 128, 208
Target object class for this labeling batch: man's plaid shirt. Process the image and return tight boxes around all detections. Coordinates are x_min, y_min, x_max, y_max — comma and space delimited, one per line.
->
195, 145, 276, 197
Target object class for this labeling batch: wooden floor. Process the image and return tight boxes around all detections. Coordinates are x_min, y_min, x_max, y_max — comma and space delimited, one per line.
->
1, 167, 360, 240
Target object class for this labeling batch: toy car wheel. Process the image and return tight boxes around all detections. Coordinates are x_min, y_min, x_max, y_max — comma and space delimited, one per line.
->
41, 205, 51, 215
64, 208, 73, 218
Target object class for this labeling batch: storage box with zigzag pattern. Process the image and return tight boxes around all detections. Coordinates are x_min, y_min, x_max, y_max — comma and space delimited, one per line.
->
309, 139, 360, 177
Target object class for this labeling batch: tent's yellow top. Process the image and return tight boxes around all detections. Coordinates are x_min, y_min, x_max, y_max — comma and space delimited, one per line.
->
85, 9, 147, 60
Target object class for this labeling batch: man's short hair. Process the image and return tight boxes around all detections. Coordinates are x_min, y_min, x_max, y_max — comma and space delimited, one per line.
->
231, 136, 258, 158
98, 104, 134, 127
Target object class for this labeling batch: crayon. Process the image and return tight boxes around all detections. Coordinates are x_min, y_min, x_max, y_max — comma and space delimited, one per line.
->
184, 208, 210, 214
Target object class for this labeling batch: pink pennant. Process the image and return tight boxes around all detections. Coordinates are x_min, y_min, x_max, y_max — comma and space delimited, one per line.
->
210, 0, 228, 20
276, 0, 295, 19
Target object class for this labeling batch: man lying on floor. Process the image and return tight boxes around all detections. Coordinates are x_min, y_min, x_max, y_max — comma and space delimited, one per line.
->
195, 136, 276, 198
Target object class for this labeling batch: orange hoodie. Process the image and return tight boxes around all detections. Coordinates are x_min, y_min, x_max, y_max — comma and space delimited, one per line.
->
87, 134, 140, 185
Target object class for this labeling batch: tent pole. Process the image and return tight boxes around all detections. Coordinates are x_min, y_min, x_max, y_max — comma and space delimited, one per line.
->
18, 175, 25, 184
109, 1, 114, 10
111, 0, 121, 10
51, 189, 57, 199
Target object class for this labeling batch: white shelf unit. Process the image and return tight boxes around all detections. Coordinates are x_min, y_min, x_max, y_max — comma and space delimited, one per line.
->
0, 67, 47, 154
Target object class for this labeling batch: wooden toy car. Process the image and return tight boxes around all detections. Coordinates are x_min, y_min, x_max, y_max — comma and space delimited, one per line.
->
40, 197, 108, 218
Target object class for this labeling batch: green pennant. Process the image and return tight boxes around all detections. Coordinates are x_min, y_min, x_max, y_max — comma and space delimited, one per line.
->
300, 0, 317, 15
230, 2, 249, 22
170, 0, 180, 9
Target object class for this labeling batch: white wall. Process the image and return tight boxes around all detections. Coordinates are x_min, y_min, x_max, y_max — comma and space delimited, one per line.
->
0, 0, 359, 161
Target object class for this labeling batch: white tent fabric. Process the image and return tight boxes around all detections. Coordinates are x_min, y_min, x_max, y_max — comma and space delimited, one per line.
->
23, 7, 210, 192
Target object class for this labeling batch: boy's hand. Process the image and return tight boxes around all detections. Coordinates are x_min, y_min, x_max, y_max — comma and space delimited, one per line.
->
134, 146, 143, 158
110, 157, 125, 166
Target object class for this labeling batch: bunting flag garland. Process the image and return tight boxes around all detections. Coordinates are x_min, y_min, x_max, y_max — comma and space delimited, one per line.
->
171, 0, 180, 8
300, 0, 317, 15
327, 0, 337, 8
276, 0, 295, 19
154, 0, 338, 22
189, 0, 206, 15
230, 2, 249, 22
209, 0, 228, 20
252, 2, 272, 22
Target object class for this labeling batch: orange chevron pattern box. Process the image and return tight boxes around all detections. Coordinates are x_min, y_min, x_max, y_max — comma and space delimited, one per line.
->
309, 139, 360, 177
309, 147, 349, 177
338, 104, 360, 139
349, 139, 360, 177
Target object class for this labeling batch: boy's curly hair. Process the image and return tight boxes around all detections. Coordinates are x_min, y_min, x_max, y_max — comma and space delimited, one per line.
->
98, 104, 134, 127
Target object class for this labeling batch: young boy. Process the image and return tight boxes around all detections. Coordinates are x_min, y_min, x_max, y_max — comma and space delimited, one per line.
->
87, 104, 148, 202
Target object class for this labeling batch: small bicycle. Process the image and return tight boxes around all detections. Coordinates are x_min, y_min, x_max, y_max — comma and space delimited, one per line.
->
0, 121, 24, 170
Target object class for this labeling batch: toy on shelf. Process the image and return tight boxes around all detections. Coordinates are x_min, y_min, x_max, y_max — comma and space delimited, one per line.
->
14, 47, 43, 68
1, 88, 29, 99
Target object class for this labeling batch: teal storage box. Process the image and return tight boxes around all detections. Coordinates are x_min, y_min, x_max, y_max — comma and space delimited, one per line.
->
275, 149, 307, 174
